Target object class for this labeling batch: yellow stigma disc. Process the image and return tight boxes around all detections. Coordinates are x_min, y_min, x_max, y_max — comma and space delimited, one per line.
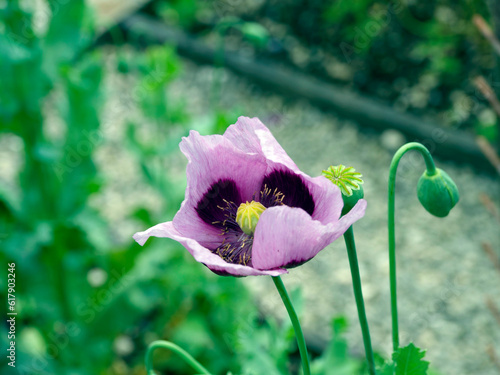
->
236, 201, 267, 235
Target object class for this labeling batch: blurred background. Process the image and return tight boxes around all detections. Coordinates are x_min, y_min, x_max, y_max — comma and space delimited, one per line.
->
0, 0, 499, 374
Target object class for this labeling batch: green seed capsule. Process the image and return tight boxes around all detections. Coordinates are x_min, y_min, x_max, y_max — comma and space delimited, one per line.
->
236, 201, 267, 235
322, 165, 364, 215
341, 185, 364, 216
417, 168, 459, 217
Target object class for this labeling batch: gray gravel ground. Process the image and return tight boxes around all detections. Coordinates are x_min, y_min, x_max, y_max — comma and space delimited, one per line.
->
1, 56, 499, 375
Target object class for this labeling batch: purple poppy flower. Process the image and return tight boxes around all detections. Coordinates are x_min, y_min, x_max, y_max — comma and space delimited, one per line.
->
133, 117, 367, 277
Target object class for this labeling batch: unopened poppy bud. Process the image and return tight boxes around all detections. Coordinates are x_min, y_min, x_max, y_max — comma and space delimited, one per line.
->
417, 168, 459, 217
236, 201, 267, 235
322, 165, 364, 215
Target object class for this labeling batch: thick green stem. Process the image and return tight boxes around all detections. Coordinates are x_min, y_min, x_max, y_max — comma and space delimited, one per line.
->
388, 142, 436, 351
145, 340, 212, 375
343, 226, 376, 375
272, 276, 311, 375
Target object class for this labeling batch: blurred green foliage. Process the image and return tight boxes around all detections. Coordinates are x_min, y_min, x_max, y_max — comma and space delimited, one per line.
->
155, 0, 499, 146
0, 1, 296, 374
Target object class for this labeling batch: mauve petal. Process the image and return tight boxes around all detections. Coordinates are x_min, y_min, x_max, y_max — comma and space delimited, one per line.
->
251, 199, 367, 270
133, 222, 288, 277
224, 116, 299, 173
173, 130, 267, 246
304, 175, 344, 224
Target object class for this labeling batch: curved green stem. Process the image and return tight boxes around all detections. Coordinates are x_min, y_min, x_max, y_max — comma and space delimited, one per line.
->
343, 226, 376, 375
272, 276, 311, 375
388, 142, 436, 351
145, 340, 212, 375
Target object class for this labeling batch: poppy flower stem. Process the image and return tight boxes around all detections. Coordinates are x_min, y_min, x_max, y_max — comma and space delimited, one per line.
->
388, 142, 436, 351
272, 276, 311, 375
343, 226, 376, 375
145, 340, 212, 375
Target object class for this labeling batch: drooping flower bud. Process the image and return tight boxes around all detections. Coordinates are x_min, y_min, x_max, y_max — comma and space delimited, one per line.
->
236, 201, 267, 235
322, 165, 364, 215
417, 168, 459, 217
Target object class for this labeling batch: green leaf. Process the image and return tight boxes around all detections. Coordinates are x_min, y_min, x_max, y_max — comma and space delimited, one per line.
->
42, 0, 93, 78
239, 22, 269, 47
378, 361, 395, 375
392, 343, 430, 375
311, 316, 363, 375
235, 315, 291, 375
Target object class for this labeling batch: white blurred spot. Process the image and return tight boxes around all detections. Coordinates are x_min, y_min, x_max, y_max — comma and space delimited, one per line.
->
380, 129, 406, 152
113, 335, 134, 356
478, 108, 496, 124
87, 268, 108, 287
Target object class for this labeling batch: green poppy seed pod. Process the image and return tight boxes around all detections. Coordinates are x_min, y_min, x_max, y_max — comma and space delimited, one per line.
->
236, 201, 267, 235
341, 184, 364, 216
417, 168, 459, 217
322, 165, 364, 215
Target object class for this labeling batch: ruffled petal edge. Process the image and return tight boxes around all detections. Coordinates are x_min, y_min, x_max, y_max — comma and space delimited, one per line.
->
133, 222, 288, 277
224, 116, 299, 172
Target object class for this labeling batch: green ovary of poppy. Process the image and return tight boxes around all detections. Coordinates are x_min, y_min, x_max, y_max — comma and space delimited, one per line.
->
236, 201, 267, 235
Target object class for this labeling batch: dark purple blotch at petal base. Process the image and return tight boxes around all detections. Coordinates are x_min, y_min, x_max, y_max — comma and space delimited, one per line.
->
196, 179, 242, 230
260, 170, 315, 215
195, 179, 254, 266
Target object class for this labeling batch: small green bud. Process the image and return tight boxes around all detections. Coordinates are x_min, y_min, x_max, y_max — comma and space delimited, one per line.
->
236, 201, 267, 235
322, 165, 364, 215
417, 168, 459, 217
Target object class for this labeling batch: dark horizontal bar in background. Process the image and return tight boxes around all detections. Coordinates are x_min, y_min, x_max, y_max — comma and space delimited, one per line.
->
122, 13, 495, 174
